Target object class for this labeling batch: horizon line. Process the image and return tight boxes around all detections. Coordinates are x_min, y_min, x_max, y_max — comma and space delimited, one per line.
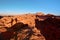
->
0, 12, 60, 16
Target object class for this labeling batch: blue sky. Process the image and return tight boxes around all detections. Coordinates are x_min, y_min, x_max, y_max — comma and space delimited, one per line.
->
0, 0, 60, 15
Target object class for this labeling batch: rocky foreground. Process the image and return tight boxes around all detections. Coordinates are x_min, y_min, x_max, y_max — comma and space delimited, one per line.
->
0, 13, 60, 40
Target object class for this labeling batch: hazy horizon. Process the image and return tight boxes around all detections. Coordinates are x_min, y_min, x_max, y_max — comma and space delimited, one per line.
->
0, 0, 60, 15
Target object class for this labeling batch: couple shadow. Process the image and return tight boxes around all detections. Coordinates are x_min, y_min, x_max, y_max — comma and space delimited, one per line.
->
0, 22, 34, 40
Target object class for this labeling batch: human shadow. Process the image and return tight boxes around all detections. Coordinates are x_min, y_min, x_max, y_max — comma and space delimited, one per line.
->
35, 16, 60, 40
0, 22, 33, 40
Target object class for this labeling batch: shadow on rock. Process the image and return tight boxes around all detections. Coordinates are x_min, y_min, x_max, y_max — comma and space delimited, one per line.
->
0, 16, 3, 19
0, 22, 34, 40
35, 16, 60, 40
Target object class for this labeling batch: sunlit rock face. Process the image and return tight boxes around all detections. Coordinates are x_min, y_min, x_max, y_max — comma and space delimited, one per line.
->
0, 13, 60, 40
0, 14, 36, 28
16, 14, 36, 27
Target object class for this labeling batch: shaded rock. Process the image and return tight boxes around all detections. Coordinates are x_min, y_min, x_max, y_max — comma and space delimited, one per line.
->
35, 15, 60, 40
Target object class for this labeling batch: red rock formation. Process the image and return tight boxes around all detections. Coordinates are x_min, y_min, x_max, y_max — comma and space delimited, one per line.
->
35, 15, 60, 40
0, 13, 60, 40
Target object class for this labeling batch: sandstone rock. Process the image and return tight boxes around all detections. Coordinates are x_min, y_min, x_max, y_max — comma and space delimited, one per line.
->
0, 13, 60, 40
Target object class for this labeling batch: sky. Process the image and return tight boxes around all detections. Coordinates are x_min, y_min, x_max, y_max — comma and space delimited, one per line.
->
0, 0, 60, 15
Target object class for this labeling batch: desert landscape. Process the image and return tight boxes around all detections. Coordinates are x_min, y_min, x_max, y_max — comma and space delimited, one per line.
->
0, 12, 60, 40
0, 0, 60, 40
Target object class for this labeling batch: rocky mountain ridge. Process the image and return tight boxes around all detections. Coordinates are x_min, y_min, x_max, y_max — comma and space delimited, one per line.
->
0, 13, 60, 40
